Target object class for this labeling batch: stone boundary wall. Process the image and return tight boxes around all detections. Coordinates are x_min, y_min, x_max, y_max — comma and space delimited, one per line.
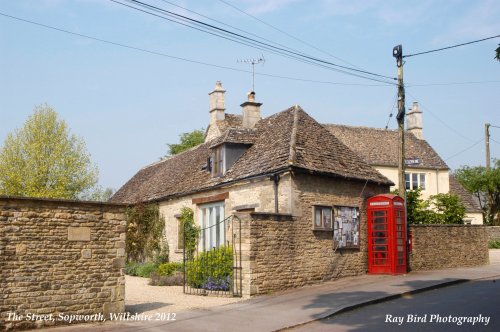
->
0, 196, 127, 331
486, 226, 500, 242
409, 225, 489, 271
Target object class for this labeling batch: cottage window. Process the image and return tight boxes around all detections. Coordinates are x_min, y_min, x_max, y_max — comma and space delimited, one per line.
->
212, 145, 224, 177
199, 202, 226, 251
313, 206, 333, 230
405, 172, 426, 190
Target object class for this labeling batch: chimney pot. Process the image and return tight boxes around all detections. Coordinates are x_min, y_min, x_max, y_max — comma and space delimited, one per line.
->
209, 81, 226, 123
241, 91, 262, 129
406, 101, 423, 139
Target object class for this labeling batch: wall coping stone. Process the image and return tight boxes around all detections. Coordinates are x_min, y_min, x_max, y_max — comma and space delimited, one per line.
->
0, 195, 128, 207
250, 212, 294, 222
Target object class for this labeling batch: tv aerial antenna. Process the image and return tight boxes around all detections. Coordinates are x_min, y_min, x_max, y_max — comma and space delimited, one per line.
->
238, 55, 265, 92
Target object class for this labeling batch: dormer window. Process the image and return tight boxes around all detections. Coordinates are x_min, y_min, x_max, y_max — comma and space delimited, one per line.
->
209, 143, 251, 177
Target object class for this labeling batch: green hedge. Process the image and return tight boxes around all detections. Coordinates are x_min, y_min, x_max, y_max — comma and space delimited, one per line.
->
185, 246, 233, 291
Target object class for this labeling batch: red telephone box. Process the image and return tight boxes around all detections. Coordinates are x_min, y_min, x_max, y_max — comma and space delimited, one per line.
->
367, 194, 407, 274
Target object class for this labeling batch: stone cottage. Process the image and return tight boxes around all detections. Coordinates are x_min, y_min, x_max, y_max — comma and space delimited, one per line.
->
111, 82, 393, 293
325, 102, 483, 224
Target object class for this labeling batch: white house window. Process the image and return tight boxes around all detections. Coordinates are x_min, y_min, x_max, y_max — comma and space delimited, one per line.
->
313, 206, 333, 230
199, 202, 225, 251
405, 172, 426, 190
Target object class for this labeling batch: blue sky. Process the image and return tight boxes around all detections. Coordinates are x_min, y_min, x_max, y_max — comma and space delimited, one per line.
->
1, 0, 499, 191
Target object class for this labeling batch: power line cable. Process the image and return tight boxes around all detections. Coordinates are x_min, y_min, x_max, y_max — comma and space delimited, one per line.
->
445, 138, 484, 161
404, 34, 500, 58
112, 0, 395, 85
217, 0, 363, 70
0, 11, 393, 88
114, 0, 396, 83
123, 0, 396, 81
157, 0, 313, 58
384, 93, 398, 130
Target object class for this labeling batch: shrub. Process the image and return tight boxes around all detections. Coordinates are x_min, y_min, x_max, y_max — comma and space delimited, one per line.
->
149, 271, 184, 286
185, 246, 233, 291
125, 261, 141, 276
489, 240, 500, 249
125, 262, 159, 278
157, 262, 183, 276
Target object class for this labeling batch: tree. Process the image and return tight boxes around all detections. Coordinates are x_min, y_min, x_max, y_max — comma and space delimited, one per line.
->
0, 104, 98, 199
428, 193, 466, 224
165, 129, 205, 157
496, 44, 500, 61
393, 188, 466, 224
455, 161, 500, 225
404, 188, 432, 224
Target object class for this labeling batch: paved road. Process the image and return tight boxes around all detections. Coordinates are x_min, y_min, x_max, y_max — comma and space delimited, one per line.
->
289, 277, 500, 332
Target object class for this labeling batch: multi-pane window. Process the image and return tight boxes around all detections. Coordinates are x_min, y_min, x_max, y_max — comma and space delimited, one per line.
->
313, 206, 333, 230
212, 146, 224, 177
199, 202, 225, 251
405, 172, 426, 190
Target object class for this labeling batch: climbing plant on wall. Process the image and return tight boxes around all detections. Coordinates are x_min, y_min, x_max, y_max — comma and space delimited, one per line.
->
126, 203, 166, 263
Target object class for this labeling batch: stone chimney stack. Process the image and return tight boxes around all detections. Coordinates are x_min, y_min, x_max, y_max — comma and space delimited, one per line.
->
406, 101, 423, 139
209, 81, 225, 125
241, 92, 262, 128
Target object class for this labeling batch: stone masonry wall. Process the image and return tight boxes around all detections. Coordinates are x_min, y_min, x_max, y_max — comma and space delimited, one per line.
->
0, 197, 127, 331
244, 173, 389, 295
160, 173, 294, 263
409, 225, 489, 271
486, 226, 500, 242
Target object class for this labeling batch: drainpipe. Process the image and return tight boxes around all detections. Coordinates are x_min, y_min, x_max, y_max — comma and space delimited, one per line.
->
271, 174, 281, 213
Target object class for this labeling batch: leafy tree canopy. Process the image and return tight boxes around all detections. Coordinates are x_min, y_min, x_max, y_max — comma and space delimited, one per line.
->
496, 44, 500, 61
455, 160, 500, 225
0, 104, 98, 199
393, 188, 466, 224
165, 129, 204, 157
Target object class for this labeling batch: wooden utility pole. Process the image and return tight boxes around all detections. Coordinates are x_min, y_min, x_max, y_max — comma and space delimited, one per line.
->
393, 44, 409, 272
393, 45, 406, 195
485, 123, 491, 170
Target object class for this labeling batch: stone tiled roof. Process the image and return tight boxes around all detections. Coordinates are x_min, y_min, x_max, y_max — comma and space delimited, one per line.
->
324, 125, 449, 169
449, 175, 482, 213
111, 107, 392, 204
209, 127, 258, 148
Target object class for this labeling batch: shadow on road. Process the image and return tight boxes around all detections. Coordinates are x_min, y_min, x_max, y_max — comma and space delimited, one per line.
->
299, 278, 499, 331
126, 302, 173, 314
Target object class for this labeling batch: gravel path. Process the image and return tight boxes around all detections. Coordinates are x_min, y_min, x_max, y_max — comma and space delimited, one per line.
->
125, 275, 245, 315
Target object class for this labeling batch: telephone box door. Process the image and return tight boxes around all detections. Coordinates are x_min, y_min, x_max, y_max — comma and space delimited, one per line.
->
367, 194, 407, 275
368, 209, 391, 273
